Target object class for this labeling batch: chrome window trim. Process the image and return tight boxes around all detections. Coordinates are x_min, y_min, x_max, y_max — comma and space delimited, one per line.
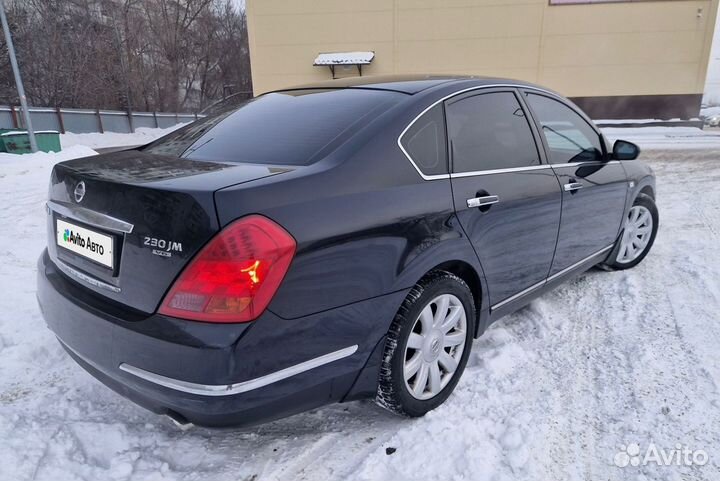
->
451, 164, 553, 178
47, 200, 134, 234
446, 160, 621, 179
118, 345, 359, 397
490, 244, 613, 311
55, 258, 121, 293
550, 160, 621, 168
397, 84, 559, 181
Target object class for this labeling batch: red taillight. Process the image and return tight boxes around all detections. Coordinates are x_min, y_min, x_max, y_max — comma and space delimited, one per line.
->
158, 215, 296, 323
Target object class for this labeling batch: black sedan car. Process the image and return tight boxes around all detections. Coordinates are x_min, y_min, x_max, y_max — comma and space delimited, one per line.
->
37, 75, 658, 427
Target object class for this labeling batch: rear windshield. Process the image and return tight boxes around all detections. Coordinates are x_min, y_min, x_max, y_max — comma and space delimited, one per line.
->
144, 89, 403, 166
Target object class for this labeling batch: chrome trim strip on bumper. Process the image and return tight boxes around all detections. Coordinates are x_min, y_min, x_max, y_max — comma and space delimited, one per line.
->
490, 244, 614, 311
47, 200, 134, 234
119, 345, 359, 397
55, 258, 121, 293
58, 337, 108, 370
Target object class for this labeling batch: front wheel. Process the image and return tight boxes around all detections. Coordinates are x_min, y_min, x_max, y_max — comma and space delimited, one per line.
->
376, 271, 476, 417
603, 193, 659, 270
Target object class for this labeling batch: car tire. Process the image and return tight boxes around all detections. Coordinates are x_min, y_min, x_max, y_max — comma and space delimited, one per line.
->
376, 270, 476, 417
602, 193, 659, 270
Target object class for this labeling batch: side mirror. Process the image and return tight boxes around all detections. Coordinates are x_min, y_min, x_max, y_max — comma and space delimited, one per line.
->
612, 140, 640, 161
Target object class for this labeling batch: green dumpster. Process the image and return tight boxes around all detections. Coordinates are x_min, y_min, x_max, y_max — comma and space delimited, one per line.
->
1, 130, 61, 154
0, 129, 12, 153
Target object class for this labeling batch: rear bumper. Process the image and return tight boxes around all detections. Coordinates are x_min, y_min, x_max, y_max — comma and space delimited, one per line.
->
37, 250, 406, 427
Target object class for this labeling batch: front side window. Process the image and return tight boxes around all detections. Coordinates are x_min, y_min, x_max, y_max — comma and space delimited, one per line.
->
446, 92, 540, 173
525, 93, 603, 164
400, 104, 448, 176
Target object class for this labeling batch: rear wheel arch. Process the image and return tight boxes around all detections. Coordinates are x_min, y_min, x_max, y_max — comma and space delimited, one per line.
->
416, 260, 484, 336
376, 270, 476, 416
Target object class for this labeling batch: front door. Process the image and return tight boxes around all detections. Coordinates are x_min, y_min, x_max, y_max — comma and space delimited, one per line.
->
446, 89, 562, 310
523, 92, 628, 275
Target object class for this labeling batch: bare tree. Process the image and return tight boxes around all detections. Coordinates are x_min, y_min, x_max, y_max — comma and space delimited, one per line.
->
0, 0, 252, 112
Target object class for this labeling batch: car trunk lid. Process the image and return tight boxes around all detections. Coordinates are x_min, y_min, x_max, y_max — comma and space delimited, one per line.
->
46, 150, 291, 314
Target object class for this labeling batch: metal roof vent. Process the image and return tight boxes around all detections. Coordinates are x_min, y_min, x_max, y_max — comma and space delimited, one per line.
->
313, 51, 375, 78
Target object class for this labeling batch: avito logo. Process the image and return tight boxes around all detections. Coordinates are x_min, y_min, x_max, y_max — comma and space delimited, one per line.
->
63, 228, 105, 255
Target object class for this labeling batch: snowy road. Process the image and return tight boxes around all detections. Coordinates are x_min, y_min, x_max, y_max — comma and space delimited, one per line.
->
1, 143, 720, 480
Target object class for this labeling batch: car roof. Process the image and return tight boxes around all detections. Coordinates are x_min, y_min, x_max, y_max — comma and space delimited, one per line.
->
269, 75, 544, 95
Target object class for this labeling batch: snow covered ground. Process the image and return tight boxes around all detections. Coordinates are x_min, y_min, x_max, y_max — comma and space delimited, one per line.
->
60, 125, 185, 151
603, 126, 720, 150
1, 130, 720, 481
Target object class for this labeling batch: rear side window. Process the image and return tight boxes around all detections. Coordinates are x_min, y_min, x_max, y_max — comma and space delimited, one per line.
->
446, 92, 540, 173
144, 89, 403, 166
400, 104, 448, 176
525, 93, 603, 164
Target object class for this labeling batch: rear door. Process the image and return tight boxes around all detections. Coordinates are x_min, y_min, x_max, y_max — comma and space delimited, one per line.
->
522, 91, 628, 275
447, 89, 562, 310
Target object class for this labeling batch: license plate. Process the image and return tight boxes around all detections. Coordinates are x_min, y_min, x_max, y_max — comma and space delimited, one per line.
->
56, 218, 114, 268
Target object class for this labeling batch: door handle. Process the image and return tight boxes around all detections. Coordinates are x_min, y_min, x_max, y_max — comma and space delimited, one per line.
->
467, 195, 499, 209
563, 182, 583, 192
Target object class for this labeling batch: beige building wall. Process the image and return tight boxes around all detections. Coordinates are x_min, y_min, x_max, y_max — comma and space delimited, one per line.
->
247, 0, 718, 115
